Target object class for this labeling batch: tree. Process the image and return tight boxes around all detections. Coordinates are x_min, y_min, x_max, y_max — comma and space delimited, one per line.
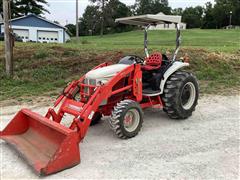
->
150, 0, 171, 14
89, 0, 109, 36
0, 0, 49, 18
15, 0, 49, 17
81, 1, 133, 35
201, 0, 240, 29
0, 2, 2, 14
201, 2, 217, 29
65, 24, 76, 37
105, 0, 133, 33
0, 1, 14, 17
172, 8, 183, 15
212, 0, 240, 27
135, 0, 153, 14
182, 6, 204, 28
80, 5, 101, 35
134, 0, 171, 15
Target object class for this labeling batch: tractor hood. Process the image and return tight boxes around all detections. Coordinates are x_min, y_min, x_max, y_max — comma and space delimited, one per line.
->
85, 64, 129, 85
85, 64, 129, 83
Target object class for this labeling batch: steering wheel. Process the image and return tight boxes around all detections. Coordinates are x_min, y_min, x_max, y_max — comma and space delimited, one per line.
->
129, 55, 144, 64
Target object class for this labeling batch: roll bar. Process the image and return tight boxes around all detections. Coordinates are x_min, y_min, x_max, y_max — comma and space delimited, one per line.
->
115, 14, 182, 60
144, 23, 181, 61
172, 23, 181, 61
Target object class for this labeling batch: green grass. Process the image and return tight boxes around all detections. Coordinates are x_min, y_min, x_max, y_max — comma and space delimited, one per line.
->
0, 29, 239, 101
2, 29, 238, 52
71, 29, 240, 52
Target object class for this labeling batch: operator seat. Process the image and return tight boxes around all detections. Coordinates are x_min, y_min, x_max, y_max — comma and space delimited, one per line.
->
142, 53, 164, 91
141, 53, 162, 71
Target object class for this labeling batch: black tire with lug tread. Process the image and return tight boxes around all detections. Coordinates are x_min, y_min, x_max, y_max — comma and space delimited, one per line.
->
162, 71, 199, 119
109, 100, 143, 139
90, 112, 102, 126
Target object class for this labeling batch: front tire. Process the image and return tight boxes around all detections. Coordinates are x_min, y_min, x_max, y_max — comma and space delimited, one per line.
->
109, 100, 143, 139
162, 71, 199, 119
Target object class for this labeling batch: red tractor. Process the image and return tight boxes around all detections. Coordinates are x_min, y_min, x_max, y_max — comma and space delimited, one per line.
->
0, 14, 199, 175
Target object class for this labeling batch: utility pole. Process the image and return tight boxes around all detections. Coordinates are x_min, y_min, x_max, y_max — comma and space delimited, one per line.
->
3, 0, 13, 76
100, 0, 105, 37
76, 0, 79, 40
229, 11, 232, 28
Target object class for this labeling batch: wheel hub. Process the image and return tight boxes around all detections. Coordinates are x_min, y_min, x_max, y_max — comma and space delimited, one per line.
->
124, 114, 133, 126
123, 109, 140, 132
181, 82, 196, 110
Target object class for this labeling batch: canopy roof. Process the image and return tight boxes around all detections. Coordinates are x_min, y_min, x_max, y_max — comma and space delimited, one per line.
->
115, 14, 181, 26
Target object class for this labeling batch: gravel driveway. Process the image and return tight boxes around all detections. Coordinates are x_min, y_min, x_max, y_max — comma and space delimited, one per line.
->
0, 95, 239, 179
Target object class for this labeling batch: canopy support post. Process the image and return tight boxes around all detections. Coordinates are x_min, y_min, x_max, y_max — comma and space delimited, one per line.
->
172, 23, 181, 61
144, 24, 150, 58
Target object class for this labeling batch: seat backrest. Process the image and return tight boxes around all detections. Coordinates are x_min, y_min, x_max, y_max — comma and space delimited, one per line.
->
145, 53, 162, 66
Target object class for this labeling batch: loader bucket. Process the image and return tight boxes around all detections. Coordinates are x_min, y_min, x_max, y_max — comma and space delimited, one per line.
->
0, 108, 80, 176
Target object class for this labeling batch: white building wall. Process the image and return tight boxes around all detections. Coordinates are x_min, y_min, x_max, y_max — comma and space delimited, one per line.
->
1, 25, 3, 33
65, 32, 70, 42
149, 23, 186, 30
1, 25, 67, 43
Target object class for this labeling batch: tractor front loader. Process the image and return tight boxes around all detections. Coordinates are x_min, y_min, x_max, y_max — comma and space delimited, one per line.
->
1, 14, 199, 176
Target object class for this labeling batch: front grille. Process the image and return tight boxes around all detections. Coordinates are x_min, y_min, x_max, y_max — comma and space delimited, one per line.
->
83, 78, 97, 95
84, 78, 97, 85
89, 79, 96, 85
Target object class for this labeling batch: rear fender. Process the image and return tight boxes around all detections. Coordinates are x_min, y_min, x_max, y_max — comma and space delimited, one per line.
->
159, 61, 189, 94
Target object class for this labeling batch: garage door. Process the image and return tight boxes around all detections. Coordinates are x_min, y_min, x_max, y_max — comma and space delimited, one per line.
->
37, 31, 59, 43
13, 29, 29, 42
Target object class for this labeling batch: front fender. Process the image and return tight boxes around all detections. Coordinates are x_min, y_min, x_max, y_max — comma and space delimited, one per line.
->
159, 61, 189, 94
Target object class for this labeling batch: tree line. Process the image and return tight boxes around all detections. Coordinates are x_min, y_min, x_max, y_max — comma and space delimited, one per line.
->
70, 0, 172, 36
1, 0, 239, 36
68, 0, 240, 36
173, 0, 240, 29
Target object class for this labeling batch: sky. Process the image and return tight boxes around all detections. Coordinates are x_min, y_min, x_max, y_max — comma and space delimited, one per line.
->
45, 0, 215, 25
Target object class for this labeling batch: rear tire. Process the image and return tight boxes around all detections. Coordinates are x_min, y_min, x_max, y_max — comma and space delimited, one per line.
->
109, 100, 143, 139
162, 71, 199, 119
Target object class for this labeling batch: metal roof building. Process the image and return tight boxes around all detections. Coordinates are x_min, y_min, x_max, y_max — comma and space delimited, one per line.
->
0, 14, 70, 43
